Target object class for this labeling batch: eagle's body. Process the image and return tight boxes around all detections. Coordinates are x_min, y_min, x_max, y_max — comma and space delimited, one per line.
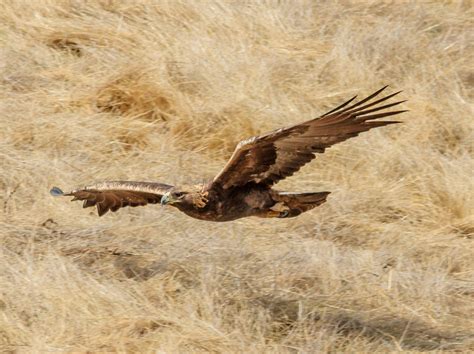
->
51, 87, 406, 222
166, 183, 329, 221
174, 183, 275, 222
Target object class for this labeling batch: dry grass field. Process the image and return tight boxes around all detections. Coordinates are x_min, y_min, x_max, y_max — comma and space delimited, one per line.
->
1, 0, 473, 352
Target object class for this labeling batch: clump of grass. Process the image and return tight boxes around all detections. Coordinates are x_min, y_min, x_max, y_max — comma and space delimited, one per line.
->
95, 69, 176, 122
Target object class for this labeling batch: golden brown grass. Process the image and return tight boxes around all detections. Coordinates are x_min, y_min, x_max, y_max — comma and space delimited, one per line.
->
1, 1, 473, 352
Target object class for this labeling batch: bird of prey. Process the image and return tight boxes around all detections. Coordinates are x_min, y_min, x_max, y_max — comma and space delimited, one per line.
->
51, 86, 406, 222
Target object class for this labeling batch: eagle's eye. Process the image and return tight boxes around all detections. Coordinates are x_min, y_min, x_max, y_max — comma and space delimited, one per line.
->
173, 192, 185, 198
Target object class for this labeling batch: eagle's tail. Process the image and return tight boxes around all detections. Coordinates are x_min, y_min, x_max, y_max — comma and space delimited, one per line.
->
270, 191, 330, 218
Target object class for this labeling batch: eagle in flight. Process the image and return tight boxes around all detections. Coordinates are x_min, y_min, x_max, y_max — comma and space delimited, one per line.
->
51, 86, 406, 222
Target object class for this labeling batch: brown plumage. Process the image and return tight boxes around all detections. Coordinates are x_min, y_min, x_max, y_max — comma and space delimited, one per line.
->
51, 86, 407, 221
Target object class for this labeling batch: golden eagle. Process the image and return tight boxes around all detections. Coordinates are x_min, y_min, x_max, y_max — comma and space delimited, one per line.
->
51, 86, 406, 221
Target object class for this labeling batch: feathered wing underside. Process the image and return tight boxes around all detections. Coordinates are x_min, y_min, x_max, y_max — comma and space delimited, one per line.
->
50, 181, 173, 216
212, 86, 407, 190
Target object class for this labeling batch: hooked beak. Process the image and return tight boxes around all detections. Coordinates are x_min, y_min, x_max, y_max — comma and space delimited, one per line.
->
161, 192, 178, 206
160, 193, 170, 206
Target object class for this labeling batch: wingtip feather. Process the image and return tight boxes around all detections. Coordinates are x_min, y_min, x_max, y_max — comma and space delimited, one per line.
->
97, 203, 109, 216
321, 94, 358, 117
50, 187, 64, 196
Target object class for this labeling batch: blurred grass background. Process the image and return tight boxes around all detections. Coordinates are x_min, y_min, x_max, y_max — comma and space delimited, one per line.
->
0, 1, 473, 351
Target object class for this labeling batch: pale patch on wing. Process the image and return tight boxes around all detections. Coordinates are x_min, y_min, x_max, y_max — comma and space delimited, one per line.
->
53, 180, 174, 216
71, 180, 173, 195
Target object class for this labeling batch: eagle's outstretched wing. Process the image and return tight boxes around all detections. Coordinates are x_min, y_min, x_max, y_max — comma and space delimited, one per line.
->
50, 181, 173, 216
211, 86, 407, 190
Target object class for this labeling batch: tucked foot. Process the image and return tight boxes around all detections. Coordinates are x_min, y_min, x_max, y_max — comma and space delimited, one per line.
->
262, 209, 290, 218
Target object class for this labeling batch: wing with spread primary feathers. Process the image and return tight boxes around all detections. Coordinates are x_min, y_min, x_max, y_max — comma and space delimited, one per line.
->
50, 181, 173, 216
211, 86, 407, 190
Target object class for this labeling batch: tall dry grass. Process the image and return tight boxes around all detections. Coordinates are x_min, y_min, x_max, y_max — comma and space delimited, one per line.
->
1, 0, 473, 352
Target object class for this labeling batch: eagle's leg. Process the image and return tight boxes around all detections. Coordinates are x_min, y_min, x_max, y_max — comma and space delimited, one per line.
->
267, 191, 330, 219
263, 202, 290, 218
262, 210, 289, 218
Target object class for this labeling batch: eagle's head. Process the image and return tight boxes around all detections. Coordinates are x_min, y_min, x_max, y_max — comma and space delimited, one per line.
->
160, 185, 209, 209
